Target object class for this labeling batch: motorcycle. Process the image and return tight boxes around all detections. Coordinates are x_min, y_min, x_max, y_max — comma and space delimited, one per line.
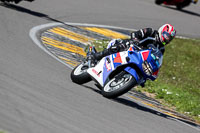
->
155, 0, 198, 10
71, 39, 163, 98
0, 0, 34, 4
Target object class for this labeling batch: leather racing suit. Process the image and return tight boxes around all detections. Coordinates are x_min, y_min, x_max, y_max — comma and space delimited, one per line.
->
93, 28, 165, 61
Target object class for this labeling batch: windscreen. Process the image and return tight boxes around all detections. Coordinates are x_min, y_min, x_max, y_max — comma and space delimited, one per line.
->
148, 44, 163, 68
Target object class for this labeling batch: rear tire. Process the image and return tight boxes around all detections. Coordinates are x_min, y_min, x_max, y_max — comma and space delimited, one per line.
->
155, 0, 164, 5
176, 4, 183, 10
102, 72, 137, 99
176, 0, 191, 10
71, 63, 91, 85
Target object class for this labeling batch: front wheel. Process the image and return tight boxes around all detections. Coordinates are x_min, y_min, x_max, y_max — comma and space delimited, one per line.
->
102, 72, 137, 98
71, 63, 91, 85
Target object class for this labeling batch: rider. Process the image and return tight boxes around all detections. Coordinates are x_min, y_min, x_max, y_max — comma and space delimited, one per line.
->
91, 24, 176, 61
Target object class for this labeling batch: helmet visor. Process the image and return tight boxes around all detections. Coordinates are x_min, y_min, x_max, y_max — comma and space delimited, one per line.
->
162, 31, 173, 45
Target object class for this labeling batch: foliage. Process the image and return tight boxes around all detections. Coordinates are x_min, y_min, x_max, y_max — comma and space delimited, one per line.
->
144, 38, 200, 121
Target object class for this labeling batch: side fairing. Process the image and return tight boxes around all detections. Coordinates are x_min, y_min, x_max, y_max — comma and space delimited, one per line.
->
87, 47, 161, 86
87, 51, 128, 87
87, 57, 108, 87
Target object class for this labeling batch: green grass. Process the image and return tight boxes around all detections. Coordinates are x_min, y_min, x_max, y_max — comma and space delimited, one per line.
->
90, 38, 200, 122
144, 38, 200, 122
85, 40, 110, 52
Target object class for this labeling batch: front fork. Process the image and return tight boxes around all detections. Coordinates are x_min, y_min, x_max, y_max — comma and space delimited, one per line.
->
124, 66, 146, 87
87, 46, 97, 68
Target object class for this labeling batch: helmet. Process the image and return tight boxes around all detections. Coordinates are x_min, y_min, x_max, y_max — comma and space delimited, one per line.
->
158, 24, 176, 46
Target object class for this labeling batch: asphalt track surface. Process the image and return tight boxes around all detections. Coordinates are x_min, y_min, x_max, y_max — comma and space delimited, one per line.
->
0, 0, 200, 133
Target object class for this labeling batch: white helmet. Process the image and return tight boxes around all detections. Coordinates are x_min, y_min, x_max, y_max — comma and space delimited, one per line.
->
158, 24, 176, 46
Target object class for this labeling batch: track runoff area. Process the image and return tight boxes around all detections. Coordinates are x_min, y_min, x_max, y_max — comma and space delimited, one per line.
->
30, 22, 200, 129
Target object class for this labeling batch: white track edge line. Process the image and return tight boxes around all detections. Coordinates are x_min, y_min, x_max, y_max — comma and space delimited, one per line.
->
29, 23, 74, 69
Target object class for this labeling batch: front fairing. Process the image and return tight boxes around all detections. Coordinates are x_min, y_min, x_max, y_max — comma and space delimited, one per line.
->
128, 47, 163, 81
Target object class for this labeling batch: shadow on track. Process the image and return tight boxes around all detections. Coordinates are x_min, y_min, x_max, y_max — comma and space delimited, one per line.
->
82, 84, 200, 128
82, 84, 102, 95
163, 5, 200, 17
114, 97, 200, 128
0, 3, 69, 25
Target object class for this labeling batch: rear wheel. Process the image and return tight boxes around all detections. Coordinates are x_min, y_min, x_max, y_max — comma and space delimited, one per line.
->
176, 0, 191, 10
71, 63, 91, 84
102, 71, 137, 99
155, 0, 164, 5
176, 4, 183, 10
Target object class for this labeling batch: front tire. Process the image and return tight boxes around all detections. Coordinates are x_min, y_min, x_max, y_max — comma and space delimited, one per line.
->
71, 63, 91, 84
102, 72, 137, 98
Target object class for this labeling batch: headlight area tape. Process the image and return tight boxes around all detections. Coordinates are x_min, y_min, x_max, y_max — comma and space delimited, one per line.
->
142, 61, 153, 76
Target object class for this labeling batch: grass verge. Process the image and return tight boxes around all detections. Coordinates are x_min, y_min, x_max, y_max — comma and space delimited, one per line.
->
90, 38, 200, 123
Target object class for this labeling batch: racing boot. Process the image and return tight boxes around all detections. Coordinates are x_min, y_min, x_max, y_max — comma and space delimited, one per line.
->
94, 43, 122, 60
85, 48, 109, 67
93, 43, 123, 61
93, 48, 110, 61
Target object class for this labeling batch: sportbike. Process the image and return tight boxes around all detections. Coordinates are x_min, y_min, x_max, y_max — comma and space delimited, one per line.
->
0, 0, 34, 4
71, 39, 163, 98
155, 0, 198, 10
